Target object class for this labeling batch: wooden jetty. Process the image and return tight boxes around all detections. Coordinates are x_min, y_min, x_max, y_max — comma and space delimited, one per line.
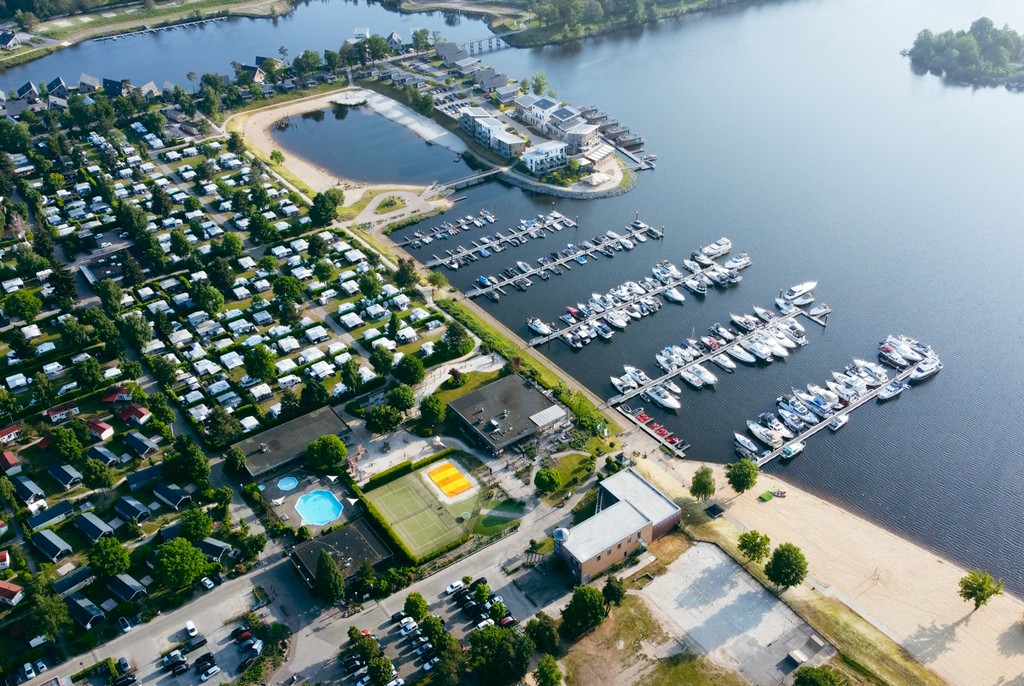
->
393, 210, 499, 249
616, 405, 690, 458
755, 362, 917, 467
423, 211, 575, 269
463, 220, 664, 298
526, 257, 728, 347
607, 309, 827, 407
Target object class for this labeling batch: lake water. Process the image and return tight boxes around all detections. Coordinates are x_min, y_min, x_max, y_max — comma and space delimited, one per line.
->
7, 0, 1024, 593
269, 105, 472, 185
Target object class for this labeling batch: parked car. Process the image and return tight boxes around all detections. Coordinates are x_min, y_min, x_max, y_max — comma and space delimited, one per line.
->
23, 663, 36, 680
475, 618, 495, 630
163, 650, 186, 670
233, 631, 252, 644
231, 626, 251, 640
195, 652, 216, 670
391, 610, 408, 623
237, 656, 257, 673
116, 657, 132, 675
171, 662, 191, 676
444, 580, 464, 595
415, 643, 433, 656
119, 616, 132, 633
500, 616, 518, 627
185, 620, 198, 637
113, 675, 137, 686
399, 623, 419, 637
410, 635, 429, 648
461, 601, 480, 615
344, 660, 365, 675
399, 616, 416, 629
237, 639, 255, 652
200, 577, 215, 590
423, 657, 441, 671
249, 639, 264, 656
199, 665, 221, 682
386, 679, 405, 686
470, 577, 488, 590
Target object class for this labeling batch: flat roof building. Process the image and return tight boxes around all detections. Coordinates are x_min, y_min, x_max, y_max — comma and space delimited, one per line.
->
235, 405, 352, 477
290, 518, 393, 587
448, 374, 567, 454
556, 467, 681, 582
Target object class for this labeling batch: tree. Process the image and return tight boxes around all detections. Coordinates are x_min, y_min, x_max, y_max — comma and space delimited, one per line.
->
359, 271, 382, 299
166, 439, 211, 483
366, 405, 402, 434
341, 358, 361, 391
32, 372, 55, 406
96, 278, 125, 316
473, 583, 490, 604
525, 611, 560, 655
489, 601, 508, 622
273, 275, 303, 303
421, 614, 445, 643
404, 592, 430, 621
193, 284, 225, 314
155, 537, 208, 590
225, 446, 247, 474
468, 624, 534, 685
794, 665, 845, 686
74, 357, 104, 389
60, 318, 93, 350
49, 427, 84, 463
560, 586, 607, 639
602, 575, 626, 606
206, 406, 242, 443
531, 72, 549, 95
764, 543, 809, 590
412, 28, 431, 51
689, 465, 716, 501
33, 591, 71, 641
419, 394, 446, 427
386, 385, 416, 413
534, 467, 560, 494
387, 312, 400, 340
958, 569, 1004, 610
394, 356, 425, 385
179, 507, 213, 541
314, 258, 336, 283
535, 654, 563, 686
88, 537, 130, 577
120, 313, 152, 350
394, 259, 420, 288
306, 434, 348, 472
427, 271, 448, 290
440, 321, 472, 358
367, 655, 393, 686
82, 458, 115, 489
5, 289, 42, 321
738, 530, 771, 565
0, 475, 15, 505
310, 191, 340, 227
315, 549, 346, 603
121, 253, 145, 286
244, 344, 277, 382
151, 355, 179, 388
270, 150, 285, 164
370, 346, 394, 376
725, 459, 759, 494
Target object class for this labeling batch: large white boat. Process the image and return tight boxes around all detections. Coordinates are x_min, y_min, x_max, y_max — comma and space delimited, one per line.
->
701, 237, 732, 258
747, 420, 783, 448
526, 318, 552, 336
784, 281, 817, 301
610, 375, 636, 393
663, 287, 686, 304
645, 385, 681, 410
623, 365, 650, 385
909, 356, 943, 382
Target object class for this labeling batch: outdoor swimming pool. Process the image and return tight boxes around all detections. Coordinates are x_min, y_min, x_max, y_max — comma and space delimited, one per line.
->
295, 489, 344, 526
277, 476, 299, 492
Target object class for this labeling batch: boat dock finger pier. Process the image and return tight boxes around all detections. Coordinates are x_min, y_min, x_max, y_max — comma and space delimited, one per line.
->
755, 361, 919, 467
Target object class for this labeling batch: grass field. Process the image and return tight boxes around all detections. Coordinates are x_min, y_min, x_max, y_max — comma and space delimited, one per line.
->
365, 456, 484, 559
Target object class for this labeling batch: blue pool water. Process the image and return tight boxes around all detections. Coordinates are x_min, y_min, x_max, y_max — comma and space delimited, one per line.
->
277, 476, 299, 492
295, 490, 344, 527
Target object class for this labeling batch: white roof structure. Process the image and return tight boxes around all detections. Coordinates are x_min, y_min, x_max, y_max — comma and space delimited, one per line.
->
600, 467, 681, 527
560, 500, 649, 563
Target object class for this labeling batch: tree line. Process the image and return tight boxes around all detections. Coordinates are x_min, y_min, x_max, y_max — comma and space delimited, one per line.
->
909, 17, 1024, 85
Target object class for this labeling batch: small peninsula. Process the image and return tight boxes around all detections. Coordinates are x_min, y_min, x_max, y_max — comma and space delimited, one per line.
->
908, 17, 1024, 89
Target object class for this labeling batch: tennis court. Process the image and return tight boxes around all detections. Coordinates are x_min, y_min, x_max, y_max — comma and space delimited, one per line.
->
365, 470, 467, 559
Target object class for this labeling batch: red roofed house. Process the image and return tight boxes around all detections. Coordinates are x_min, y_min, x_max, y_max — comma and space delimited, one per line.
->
0, 450, 20, 475
0, 424, 21, 446
87, 418, 114, 441
45, 401, 80, 424
0, 578, 25, 606
118, 403, 151, 426
102, 386, 132, 404
0, 548, 9, 568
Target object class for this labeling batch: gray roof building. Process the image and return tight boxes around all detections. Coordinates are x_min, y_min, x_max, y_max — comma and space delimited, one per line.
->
107, 573, 147, 603
52, 565, 96, 598
48, 463, 83, 490
26, 499, 75, 532
13, 475, 45, 504
448, 375, 567, 454
75, 512, 114, 542
114, 496, 151, 522
67, 593, 104, 629
153, 482, 191, 510
33, 528, 73, 562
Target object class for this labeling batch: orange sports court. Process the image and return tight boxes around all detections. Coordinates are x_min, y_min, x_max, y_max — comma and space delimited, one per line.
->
428, 461, 472, 498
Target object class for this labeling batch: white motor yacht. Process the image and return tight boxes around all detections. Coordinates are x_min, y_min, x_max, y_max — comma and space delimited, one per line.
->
610, 375, 635, 394
646, 385, 681, 410
526, 318, 552, 336
711, 354, 737, 372
909, 356, 943, 382
623, 365, 651, 385
783, 281, 817, 301
663, 287, 686, 304
692, 364, 718, 386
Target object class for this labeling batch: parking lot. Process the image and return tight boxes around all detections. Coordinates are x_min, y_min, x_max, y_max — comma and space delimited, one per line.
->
340, 569, 538, 684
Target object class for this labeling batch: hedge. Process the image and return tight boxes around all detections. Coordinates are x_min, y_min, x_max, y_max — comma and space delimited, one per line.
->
362, 496, 418, 565
364, 461, 414, 491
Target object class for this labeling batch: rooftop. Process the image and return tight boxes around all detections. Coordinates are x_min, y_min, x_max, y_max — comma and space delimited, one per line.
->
290, 518, 392, 586
560, 500, 650, 563
236, 405, 352, 477
448, 374, 565, 451
600, 467, 681, 526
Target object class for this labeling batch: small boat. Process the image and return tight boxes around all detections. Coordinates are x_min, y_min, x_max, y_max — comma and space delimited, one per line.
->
711, 354, 737, 372
682, 259, 702, 273
780, 441, 805, 459
478, 247, 491, 257
662, 379, 683, 395
777, 405, 805, 430
779, 395, 816, 424
878, 344, 909, 369
559, 313, 576, 326
724, 252, 751, 270
709, 323, 735, 341
772, 490, 788, 498
826, 380, 859, 403
809, 303, 832, 317
691, 363, 718, 386
747, 420, 783, 448
663, 287, 686, 304
683, 277, 707, 296
784, 281, 817, 301
759, 412, 794, 439
883, 335, 923, 363
726, 346, 757, 364
741, 339, 774, 362
574, 254, 588, 264
624, 365, 651, 385
895, 334, 935, 359
655, 352, 678, 372
828, 415, 849, 431
877, 379, 906, 401
645, 385, 681, 410
753, 306, 777, 323
730, 313, 760, 332
734, 433, 759, 453
775, 297, 797, 315
594, 322, 614, 340
610, 375, 636, 393
909, 357, 942, 382
691, 250, 713, 267
807, 384, 842, 409
604, 311, 629, 329
485, 290, 500, 303
679, 368, 703, 389
526, 318, 552, 336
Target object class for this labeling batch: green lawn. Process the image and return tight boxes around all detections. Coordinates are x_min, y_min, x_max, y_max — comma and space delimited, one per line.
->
432, 369, 501, 406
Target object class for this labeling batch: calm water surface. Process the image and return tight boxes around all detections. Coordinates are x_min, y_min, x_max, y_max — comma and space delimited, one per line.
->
6, 0, 1024, 593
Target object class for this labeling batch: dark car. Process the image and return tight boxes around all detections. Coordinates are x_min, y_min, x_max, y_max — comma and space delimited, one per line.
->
456, 595, 474, 608
410, 635, 429, 648
462, 601, 480, 615
344, 660, 365, 675
470, 577, 488, 590
195, 652, 216, 669
113, 675, 137, 686
238, 639, 256, 652
238, 656, 257, 674
116, 657, 132, 675
391, 610, 408, 623
171, 662, 190, 676
209, 572, 224, 586
231, 626, 251, 640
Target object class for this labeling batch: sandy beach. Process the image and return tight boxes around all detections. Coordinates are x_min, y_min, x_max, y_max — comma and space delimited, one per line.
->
231, 88, 464, 202
629, 452, 1024, 686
